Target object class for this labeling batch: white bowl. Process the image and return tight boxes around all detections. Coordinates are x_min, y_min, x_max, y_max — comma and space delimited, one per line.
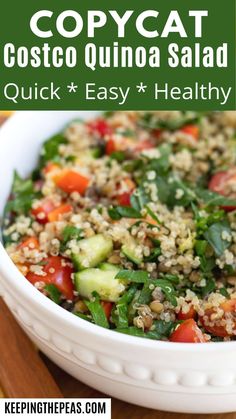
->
0, 111, 236, 414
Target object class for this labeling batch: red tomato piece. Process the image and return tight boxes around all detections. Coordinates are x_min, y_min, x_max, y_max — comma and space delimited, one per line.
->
118, 192, 131, 207
55, 170, 90, 195
177, 305, 196, 321
31, 199, 56, 224
106, 138, 116, 155
199, 298, 236, 338
117, 178, 136, 207
87, 119, 112, 137
27, 256, 74, 301
134, 140, 155, 152
169, 319, 206, 343
181, 125, 199, 140
48, 204, 72, 222
152, 129, 162, 139
101, 301, 113, 319
208, 168, 236, 211
18, 237, 39, 250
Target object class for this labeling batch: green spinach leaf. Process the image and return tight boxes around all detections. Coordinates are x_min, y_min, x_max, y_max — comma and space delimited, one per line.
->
85, 293, 109, 329
116, 270, 150, 283
44, 284, 61, 304
204, 221, 232, 257
108, 206, 141, 220
40, 133, 67, 167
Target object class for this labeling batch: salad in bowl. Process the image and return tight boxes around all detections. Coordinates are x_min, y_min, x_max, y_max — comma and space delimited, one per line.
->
3, 111, 236, 344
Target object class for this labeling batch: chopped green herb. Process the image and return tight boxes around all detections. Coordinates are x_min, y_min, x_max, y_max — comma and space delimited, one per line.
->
159, 273, 180, 285
65, 155, 76, 163
219, 287, 230, 298
44, 284, 61, 305
4, 171, 37, 216
40, 133, 67, 167
112, 286, 138, 329
139, 113, 199, 131
152, 320, 176, 338
138, 282, 153, 304
123, 159, 143, 173
91, 146, 105, 159
116, 270, 150, 283
201, 278, 216, 297
130, 186, 150, 212
114, 304, 129, 328
204, 220, 232, 257
145, 205, 161, 224
144, 247, 161, 262
195, 188, 236, 208
60, 225, 83, 252
145, 143, 172, 174
110, 151, 125, 162
155, 175, 196, 208
85, 293, 110, 329
153, 279, 177, 307
108, 206, 141, 220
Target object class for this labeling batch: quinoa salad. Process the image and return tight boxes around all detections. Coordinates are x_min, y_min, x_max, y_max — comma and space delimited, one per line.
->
3, 111, 236, 343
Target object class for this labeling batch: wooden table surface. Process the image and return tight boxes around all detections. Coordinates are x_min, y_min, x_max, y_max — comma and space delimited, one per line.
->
0, 111, 236, 418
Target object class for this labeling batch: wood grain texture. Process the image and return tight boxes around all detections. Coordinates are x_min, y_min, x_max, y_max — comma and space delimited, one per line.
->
0, 299, 63, 398
42, 355, 236, 419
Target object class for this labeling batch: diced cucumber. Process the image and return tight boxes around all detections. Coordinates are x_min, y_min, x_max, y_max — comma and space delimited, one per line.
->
99, 263, 120, 272
122, 238, 143, 265
73, 234, 113, 270
75, 268, 126, 302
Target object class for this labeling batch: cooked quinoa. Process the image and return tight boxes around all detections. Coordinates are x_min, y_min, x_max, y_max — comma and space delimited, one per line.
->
3, 111, 236, 343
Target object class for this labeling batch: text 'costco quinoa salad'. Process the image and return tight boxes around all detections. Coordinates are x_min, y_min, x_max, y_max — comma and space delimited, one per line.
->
4, 111, 236, 343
